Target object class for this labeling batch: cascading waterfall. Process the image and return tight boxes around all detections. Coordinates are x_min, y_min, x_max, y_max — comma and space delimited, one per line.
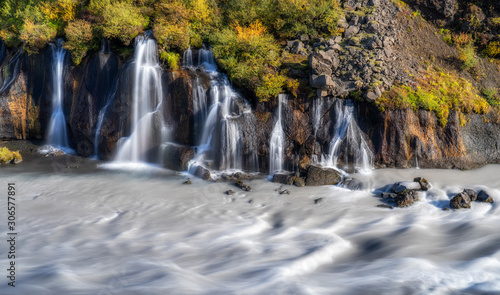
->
269, 94, 286, 174
46, 39, 69, 148
185, 48, 258, 174
183, 46, 193, 68
114, 34, 169, 163
313, 97, 323, 136
324, 99, 373, 173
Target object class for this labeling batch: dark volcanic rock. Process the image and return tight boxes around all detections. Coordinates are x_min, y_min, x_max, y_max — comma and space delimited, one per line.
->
477, 190, 494, 203
414, 177, 431, 191
305, 165, 342, 186
391, 181, 421, 194
235, 180, 252, 191
162, 143, 194, 171
193, 165, 212, 180
394, 190, 420, 207
314, 198, 323, 204
450, 192, 471, 209
377, 204, 393, 209
462, 189, 478, 202
273, 173, 293, 185
225, 190, 235, 195
294, 177, 306, 187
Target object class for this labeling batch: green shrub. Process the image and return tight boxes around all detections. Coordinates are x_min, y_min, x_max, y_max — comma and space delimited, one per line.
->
459, 44, 478, 70
160, 51, 180, 70
482, 88, 500, 107
64, 19, 93, 65
255, 73, 287, 102
0, 147, 21, 164
154, 20, 189, 53
19, 19, 56, 54
101, 1, 148, 46
484, 41, 500, 58
211, 21, 282, 101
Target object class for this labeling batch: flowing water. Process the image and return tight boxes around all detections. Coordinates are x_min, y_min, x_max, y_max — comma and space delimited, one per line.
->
186, 48, 258, 174
46, 40, 69, 148
1, 164, 500, 294
324, 99, 373, 174
114, 35, 169, 163
269, 94, 286, 174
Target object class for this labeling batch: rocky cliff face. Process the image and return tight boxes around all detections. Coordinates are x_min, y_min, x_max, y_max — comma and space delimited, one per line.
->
1, 0, 499, 172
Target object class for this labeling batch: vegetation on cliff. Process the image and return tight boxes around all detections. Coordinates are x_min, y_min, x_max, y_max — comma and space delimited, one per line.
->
0, 147, 22, 164
0, 0, 343, 102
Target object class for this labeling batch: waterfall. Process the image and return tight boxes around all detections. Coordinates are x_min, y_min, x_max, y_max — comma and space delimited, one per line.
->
114, 34, 169, 163
185, 48, 258, 175
324, 99, 373, 173
313, 97, 323, 136
183, 46, 193, 68
46, 39, 69, 148
0, 48, 21, 94
269, 94, 286, 174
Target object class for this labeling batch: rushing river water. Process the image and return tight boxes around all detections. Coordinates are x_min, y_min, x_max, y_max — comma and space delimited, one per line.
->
1, 164, 500, 294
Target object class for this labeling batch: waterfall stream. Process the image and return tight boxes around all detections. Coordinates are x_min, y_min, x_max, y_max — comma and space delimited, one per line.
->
269, 94, 286, 174
186, 48, 258, 175
324, 99, 373, 173
114, 34, 169, 163
46, 39, 69, 148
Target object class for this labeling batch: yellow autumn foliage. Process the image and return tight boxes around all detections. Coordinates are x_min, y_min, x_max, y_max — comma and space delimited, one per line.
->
40, 0, 77, 23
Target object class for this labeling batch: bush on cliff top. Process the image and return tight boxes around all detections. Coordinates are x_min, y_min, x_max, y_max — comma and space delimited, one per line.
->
376, 67, 490, 127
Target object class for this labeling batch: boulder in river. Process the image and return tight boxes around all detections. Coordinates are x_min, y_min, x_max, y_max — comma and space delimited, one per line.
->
477, 190, 494, 203
450, 192, 471, 209
235, 180, 252, 192
414, 177, 431, 191
394, 190, 419, 207
391, 181, 422, 194
305, 165, 342, 186
462, 189, 477, 202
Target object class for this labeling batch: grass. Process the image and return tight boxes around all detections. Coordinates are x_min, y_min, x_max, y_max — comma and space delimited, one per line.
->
376, 67, 490, 127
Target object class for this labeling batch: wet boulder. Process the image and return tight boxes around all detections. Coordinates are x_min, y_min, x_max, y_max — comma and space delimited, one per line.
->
391, 181, 422, 194
450, 192, 471, 209
305, 165, 342, 186
414, 177, 431, 191
192, 165, 212, 181
462, 189, 478, 202
235, 180, 252, 192
294, 177, 306, 187
273, 173, 294, 185
394, 190, 420, 207
162, 143, 194, 171
477, 190, 494, 203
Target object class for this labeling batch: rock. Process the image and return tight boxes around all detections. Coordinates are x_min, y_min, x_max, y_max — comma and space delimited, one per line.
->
314, 198, 323, 204
381, 192, 397, 199
291, 41, 304, 54
248, 199, 253, 204
305, 165, 342, 186
275, 185, 282, 191
477, 190, 494, 203
450, 192, 471, 209
235, 180, 252, 192
394, 190, 419, 207
462, 189, 477, 202
193, 165, 212, 180
376, 204, 393, 209
273, 173, 291, 184
225, 190, 235, 195
183, 178, 191, 185
391, 181, 422, 194
162, 143, 195, 171
294, 177, 306, 187
413, 177, 431, 191
344, 26, 360, 38
364, 91, 379, 103
310, 75, 336, 88
279, 189, 290, 195
342, 178, 365, 190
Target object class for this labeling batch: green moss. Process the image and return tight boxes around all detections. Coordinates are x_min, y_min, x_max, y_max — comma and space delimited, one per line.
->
376, 68, 490, 127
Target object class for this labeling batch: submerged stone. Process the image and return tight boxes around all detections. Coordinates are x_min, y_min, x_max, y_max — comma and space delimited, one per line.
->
450, 192, 471, 209
305, 165, 342, 186
477, 190, 494, 203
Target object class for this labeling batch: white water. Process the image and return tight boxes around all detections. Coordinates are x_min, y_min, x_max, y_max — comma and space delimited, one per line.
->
325, 99, 373, 174
2, 164, 500, 294
185, 48, 258, 174
114, 35, 169, 163
313, 97, 323, 136
46, 40, 69, 148
270, 94, 286, 174
183, 46, 193, 68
